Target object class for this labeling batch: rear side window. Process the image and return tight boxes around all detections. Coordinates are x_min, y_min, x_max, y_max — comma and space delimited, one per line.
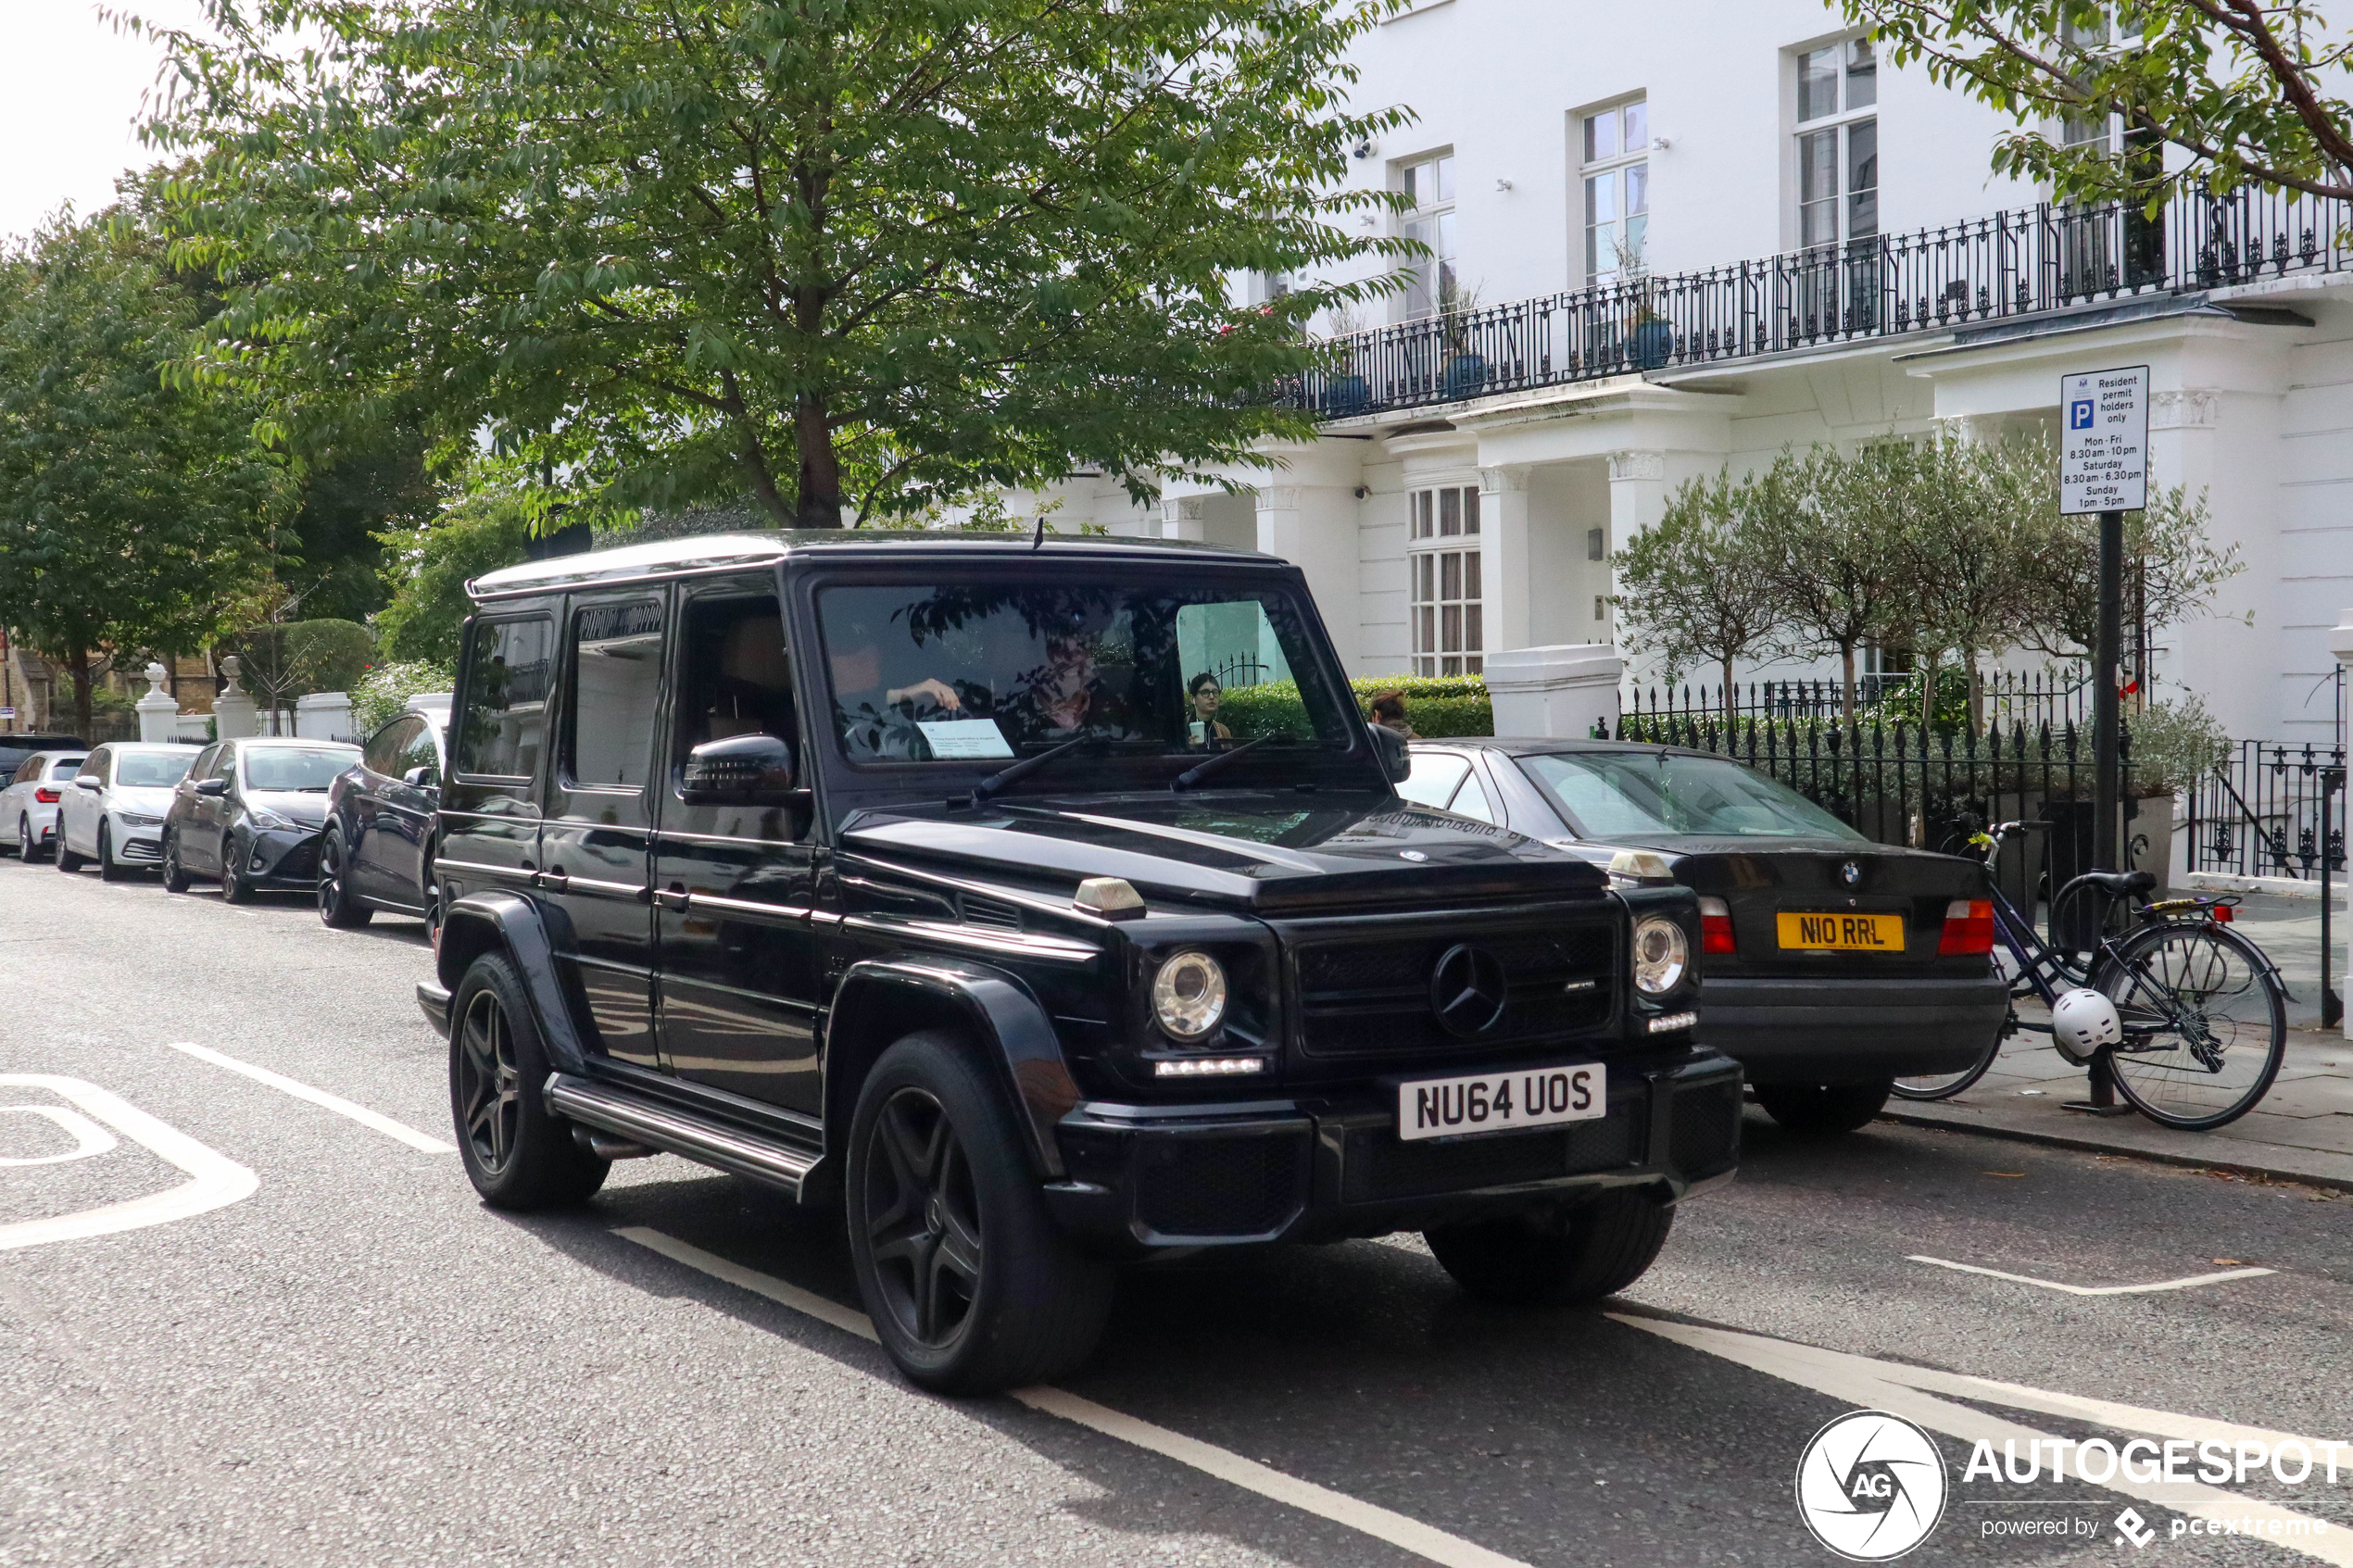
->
51, 756, 86, 780
365, 717, 422, 777
455, 616, 555, 781
79, 751, 110, 784
399, 722, 441, 781
561, 599, 665, 787
1395, 751, 1468, 810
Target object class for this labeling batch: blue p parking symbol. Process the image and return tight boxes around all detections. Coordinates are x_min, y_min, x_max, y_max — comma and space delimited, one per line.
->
2069, 398, 2095, 430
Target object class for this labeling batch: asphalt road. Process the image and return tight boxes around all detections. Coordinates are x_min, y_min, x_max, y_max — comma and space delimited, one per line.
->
3, 852, 2349, 1568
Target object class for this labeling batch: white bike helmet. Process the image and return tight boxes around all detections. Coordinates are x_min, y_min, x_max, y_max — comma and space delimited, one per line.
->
2051, 987, 2123, 1064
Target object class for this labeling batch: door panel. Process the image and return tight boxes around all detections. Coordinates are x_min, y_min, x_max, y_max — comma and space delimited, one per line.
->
652, 583, 823, 1114
352, 717, 420, 898
440, 614, 553, 928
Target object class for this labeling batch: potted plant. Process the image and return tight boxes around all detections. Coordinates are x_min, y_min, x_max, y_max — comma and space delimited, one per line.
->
1321, 303, 1370, 416
1438, 276, 1486, 398
1615, 235, 1675, 370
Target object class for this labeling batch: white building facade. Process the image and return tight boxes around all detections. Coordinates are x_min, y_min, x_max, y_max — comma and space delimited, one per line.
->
994, 0, 2352, 747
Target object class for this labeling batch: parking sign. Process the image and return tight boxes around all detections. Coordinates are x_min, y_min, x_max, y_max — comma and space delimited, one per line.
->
2057, 365, 2148, 515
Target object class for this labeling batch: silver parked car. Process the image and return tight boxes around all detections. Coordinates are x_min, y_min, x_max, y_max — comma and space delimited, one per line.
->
1, 749, 90, 861
53, 743, 202, 881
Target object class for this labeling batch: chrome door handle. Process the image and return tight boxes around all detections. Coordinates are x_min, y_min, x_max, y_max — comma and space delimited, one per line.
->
656, 884, 690, 911
538, 870, 569, 892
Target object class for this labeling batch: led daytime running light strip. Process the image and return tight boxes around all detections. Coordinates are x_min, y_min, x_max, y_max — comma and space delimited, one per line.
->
1645, 1011, 1699, 1035
1151, 1056, 1269, 1077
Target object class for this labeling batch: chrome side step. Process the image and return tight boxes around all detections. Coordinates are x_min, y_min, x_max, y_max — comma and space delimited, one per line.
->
545, 1073, 820, 1198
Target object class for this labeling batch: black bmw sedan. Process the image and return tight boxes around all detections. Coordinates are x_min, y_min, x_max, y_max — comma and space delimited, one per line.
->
1402, 737, 2007, 1135
162, 736, 362, 903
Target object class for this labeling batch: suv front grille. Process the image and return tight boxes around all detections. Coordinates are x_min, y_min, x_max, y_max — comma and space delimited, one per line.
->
1287, 918, 1617, 1060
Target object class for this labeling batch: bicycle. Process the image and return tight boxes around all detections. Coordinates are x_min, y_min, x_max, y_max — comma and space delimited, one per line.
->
1891, 822, 2288, 1131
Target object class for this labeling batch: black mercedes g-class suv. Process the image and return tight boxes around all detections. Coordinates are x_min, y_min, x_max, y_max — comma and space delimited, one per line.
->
418, 531, 1741, 1393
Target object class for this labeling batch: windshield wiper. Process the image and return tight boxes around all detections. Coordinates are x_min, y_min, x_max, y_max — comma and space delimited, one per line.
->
965, 736, 1091, 808
1171, 735, 1272, 793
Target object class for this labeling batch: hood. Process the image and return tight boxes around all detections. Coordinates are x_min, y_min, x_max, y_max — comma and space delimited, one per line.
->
105, 785, 179, 814
840, 792, 1607, 912
245, 790, 331, 826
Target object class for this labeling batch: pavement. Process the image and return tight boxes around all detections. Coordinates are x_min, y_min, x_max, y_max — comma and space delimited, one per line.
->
1890, 892, 2353, 1190
6, 854, 2353, 1566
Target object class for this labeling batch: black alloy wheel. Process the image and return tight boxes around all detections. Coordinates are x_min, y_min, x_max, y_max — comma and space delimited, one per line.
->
455, 985, 522, 1179
447, 952, 608, 1209
317, 831, 371, 928
97, 822, 128, 883
160, 834, 190, 894
219, 837, 254, 904
862, 1085, 987, 1350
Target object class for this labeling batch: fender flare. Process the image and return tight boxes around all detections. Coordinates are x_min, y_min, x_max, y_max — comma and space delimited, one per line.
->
435, 890, 591, 1075
825, 957, 1079, 1180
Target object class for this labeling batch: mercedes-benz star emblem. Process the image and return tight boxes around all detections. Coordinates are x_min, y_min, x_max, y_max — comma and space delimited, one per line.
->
1429, 944, 1509, 1037
1840, 859, 1863, 887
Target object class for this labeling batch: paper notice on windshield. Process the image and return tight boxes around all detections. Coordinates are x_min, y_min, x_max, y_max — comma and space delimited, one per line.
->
916, 720, 1015, 759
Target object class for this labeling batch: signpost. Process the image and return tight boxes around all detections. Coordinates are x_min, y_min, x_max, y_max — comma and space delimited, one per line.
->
2058, 365, 2148, 1117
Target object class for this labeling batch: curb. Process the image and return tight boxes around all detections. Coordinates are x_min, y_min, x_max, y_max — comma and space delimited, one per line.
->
1879, 1105, 2353, 1194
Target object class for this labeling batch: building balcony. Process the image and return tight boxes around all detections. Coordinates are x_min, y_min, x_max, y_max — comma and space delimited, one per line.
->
1283, 187, 2350, 421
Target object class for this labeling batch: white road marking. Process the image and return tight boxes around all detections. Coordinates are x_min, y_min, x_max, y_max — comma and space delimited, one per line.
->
1616, 1313, 2353, 1566
1909, 1254, 2276, 1295
166, 1042, 456, 1154
0, 1075, 257, 1250
0, 1104, 119, 1166
615, 1226, 1535, 1568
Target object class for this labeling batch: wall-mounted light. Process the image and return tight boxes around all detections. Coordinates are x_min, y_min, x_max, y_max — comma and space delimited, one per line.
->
1651, 135, 1674, 151
1353, 139, 1376, 160
1494, 178, 1514, 192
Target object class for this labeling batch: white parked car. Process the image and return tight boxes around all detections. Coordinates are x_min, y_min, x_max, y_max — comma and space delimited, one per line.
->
54, 743, 202, 882
1, 749, 90, 860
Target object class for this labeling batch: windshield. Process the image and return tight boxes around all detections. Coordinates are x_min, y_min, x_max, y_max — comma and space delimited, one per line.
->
1522, 751, 1868, 843
240, 747, 355, 792
817, 581, 1357, 768
115, 752, 195, 788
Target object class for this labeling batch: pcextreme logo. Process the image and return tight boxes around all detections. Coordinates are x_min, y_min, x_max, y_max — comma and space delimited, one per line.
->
1793, 1410, 1949, 1561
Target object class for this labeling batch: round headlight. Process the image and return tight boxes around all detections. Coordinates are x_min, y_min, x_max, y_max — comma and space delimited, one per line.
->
1632, 916, 1690, 995
1151, 950, 1228, 1041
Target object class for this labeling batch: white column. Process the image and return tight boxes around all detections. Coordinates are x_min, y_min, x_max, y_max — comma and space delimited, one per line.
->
1605, 449, 1667, 671
1478, 465, 1532, 664
211, 655, 258, 740
296, 691, 353, 740
1161, 496, 1206, 543
1484, 645, 1624, 738
135, 661, 179, 743
1256, 483, 1363, 671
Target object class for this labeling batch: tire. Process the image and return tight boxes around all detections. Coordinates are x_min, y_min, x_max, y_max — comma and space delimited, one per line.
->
317, 830, 372, 928
845, 1031, 1113, 1394
448, 951, 609, 1210
97, 823, 129, 883
219, 837, 254, 904
160, 833, 190, 894
2096, 922, 2288, 1132
17, 814, 40, 862
1425, 1188, 1676, 1307
54, 825, 83, 872
1754, 1079, 1894, 1136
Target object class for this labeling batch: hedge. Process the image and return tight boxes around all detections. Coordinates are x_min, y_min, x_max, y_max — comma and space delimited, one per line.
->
1219, 673, 1491, 741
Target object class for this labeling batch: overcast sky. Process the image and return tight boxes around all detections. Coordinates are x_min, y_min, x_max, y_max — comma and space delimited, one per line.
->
0, 0, 216, 245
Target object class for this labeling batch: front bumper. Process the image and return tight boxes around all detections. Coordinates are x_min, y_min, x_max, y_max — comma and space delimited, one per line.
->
1701, 973, 2008, 1084
416, 980, 453, 1036
107, 816, 165, 862
241, 827, 323, 888
1041, 1047, 1743, 1253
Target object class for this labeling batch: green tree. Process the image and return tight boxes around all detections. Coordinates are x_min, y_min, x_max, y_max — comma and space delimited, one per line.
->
1759, 444, 1910, 722
1613, 469, 1792, 716
1901, 436, 2043, 731
145, 0, 1411, 529
1843, 0, 2353, 205
0, 210, 290, 737
2015, 478, 2242, 662
374, 483, 540, 667
277, 431, 440, 624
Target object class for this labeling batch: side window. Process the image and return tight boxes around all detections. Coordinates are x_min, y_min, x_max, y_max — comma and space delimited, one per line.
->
455, 616, 555, 781
674, 593, 794, 769
364, 718, 420, 777
1395, 751, 1468, 810
183, 746, 216, 783
81, 751, 108, 784
562, 599, 666, 788
399, 723, 441, 782
1449, 769, 1497, 825
210, 746, 238, 783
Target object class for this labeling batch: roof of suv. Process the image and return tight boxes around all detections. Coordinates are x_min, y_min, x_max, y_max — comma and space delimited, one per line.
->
470, 529, 1272, 597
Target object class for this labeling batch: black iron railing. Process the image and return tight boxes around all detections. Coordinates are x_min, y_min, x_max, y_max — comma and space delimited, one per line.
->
1622, 667, 2092, 732
1286, 186, 2351, 419
2185, 740, 2347, 880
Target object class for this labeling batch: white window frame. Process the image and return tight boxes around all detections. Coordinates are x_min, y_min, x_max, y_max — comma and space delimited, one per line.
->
1397, 151, 1457, 321
1578, 97, 1649, 285
1408, 483, 1483, 676
1793, 38, 1878, 250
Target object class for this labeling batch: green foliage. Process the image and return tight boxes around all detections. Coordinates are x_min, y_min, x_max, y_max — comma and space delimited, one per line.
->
145, 0, 1416, 528
374, 486, 540, 666
277, 432, 440, 623
2125, 693, 2231, 798
227, 619, 376, 708
0, 208, 293, 735
1845, 0, 2353, 206
351, 659, 456, 734
1220, 673, 1492, 742
1613, 466, 1791, 701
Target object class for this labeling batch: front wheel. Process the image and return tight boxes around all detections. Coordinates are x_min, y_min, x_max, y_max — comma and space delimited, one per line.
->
219, 839, 255, 904
317, 831, 372, 928
846, 1031, 1113, 1394
160, 833, 190, 894
1753, 1079, 1893, 1136
97, 823, 129, 883
2097, 922, 2287, 1131
448, 952, 609, 1209
1426, 1188, 1676, 1306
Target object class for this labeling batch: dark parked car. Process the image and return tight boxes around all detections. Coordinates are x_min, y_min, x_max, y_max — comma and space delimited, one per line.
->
319, 700, 450, 930
418, 532, 1743, 1393
162, 736, 363, 903
1401, 738, 2007, 1135
0, 734, 87, 780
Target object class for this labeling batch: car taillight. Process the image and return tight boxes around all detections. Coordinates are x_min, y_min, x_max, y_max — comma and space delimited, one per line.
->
33, 787, 57, 803
1698, 896, 1736, 955
1938, 898, 1995, 955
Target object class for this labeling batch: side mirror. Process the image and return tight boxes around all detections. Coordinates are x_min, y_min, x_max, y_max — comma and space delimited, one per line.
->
194, 776, 230, 797
1366, 721, 1411, 784
73, 775, 102, 791
681, 734, 799, 805
401, 765, 440, 790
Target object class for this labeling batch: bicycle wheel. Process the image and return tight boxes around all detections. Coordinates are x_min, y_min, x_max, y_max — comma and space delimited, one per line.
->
1890, 1031, 2004, 1101
2094, 922, 2286, 1131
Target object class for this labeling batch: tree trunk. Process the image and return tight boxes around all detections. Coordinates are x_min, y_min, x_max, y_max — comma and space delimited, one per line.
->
1918, 653, 1939, 732
1963, 646, 1983, 734
67, 646, 93, 741
1839, 640, 1858, 723
738, 436, 793, 528
1720, 656, 1737, 723
795, 395, 842, 529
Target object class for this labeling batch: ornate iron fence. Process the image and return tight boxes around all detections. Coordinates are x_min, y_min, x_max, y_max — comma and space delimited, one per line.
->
1287, 186, 2351, 420
1621, 668, 2091, 732
2184, 740, 2347, 880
